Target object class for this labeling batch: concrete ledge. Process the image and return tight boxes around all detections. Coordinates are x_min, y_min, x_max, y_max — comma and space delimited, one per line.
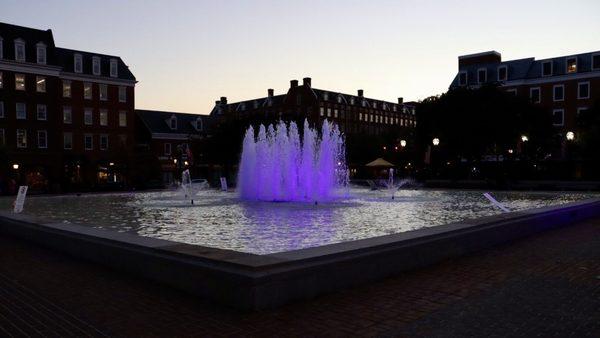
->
1, 198, 600, 310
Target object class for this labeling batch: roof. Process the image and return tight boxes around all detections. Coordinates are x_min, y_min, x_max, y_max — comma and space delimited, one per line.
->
55, 47, 136, 81
366, 158, 395, 167
136, 110, 211, 135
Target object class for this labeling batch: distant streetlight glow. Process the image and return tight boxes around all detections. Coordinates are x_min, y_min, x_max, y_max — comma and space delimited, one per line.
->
521, 135, 529, 142
12, 164, 19, 170
184, 160, 189, 166
432, 138, 440, 146
383, 146, 387, 150
566, 131, 575, 141
173, 159, 178, 164
400, 140, 407, 147
508, 149, 514, 154
109, 162, 114, 166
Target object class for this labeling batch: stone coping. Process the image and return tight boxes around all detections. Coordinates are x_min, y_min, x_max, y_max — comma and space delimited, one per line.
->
1, 198, 599, 310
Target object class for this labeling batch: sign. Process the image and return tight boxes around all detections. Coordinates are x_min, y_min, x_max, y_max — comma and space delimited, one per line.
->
220, 177, 228, 191
13, 186, 28, 213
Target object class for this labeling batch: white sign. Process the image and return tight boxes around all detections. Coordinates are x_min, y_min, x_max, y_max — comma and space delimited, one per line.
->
13, 186, 28, 213
220, 177, 228, 191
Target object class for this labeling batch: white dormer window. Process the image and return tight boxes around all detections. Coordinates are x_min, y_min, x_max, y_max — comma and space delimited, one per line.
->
323, 92, 329, 100
497, 65, 507, 81
74, 54, 83, 73
169, 115, 177, 130
195, 117, 203, 131
337, 96, 342, 103
477, 68, 487, 84
350, 97, 355, 105
36, 42, 46, 64
566, 57, 577, 73
92, 56, 101, 75
14, 39, 25, 62
542, 61, 553, 77
110, 59, 118, 77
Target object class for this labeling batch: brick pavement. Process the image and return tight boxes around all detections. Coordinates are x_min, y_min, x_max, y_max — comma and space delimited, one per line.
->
0, 217, 599, 337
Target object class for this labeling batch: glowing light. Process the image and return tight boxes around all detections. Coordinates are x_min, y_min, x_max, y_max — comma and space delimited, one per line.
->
383, 146, 387, 150
400, 140, 407, 147
173, 159, 178, 164
109, 162, 114, 166
432, 138, 440, 146
12, 164, 19, 170
521, 135, 529, 142
566, 131, 575, 141
184, 161, 189, 166
508, 149, 514, 154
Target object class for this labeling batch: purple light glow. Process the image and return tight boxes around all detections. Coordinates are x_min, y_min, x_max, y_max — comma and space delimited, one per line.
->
238, 119, 347, 202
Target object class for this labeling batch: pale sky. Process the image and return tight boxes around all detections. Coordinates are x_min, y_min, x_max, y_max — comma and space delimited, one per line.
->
2, 0, 599, 115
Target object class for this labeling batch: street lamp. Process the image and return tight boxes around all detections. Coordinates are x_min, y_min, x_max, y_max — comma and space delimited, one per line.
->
521, 135, 529, 142
173, 158, 178, 164
508, 149, 514, 154
400, 140, 407, 148
184, 160, 189, 166
12, 164, 19, 170
566, 131, 575, 141
432, 138, 440, 146
383, 146, 387, 151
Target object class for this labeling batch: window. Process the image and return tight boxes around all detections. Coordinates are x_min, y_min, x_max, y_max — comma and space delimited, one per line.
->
552, 109, 564, 126
359, 112, 363, 121
36, 43, 46, 64
15, 74, 25, 90
63, 133, 73, 149
74, 54, 83, 73
36, 76, 46, 92
99, 109, 108, 126
578, 82, 590, 99
99, 84, 107, 100
458, 71, 467, 86
110, 59, 118, 77
84, 108, 93, 125
506, 89, 517, 96
36, 104, 47, 120
553, 84, 564, 101
16, 103, 26, 119
327, 108, 331, 117
566, 57, 577, 73
593, 54, 600, 70
577, 107, 588, 121
63, 80, 71, 97
84, 134, 93, 150
195, 117, 203, 131
323, 92, 329, 100
530, 87, 541, 103
334, 109, 338, 118
0, 101, 3, 118
92, 57, 101, 75
164, 143, 172, 156
37, 130, 47, 148
63, 106, 72, 124
0, 37, 3, 59
0, 72, 3, 88
477, 68, 487, 84
0, 129, 4, 146
119, 111, 127, 127
169, 116, 177, 129
498, 65, 507, 81
84, 82, 92, 99
542, 61, 553, 76
14, 39, 25, 61
100, 135, 108, 150
118, 86, 126, 102
319, 107, 324, 116
16, 129, 27, 148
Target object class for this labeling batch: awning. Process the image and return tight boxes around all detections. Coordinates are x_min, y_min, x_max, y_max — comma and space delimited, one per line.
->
365, 158, 395, 167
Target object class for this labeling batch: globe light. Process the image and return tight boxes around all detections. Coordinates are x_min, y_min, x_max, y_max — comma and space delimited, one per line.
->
173, 159, 178, 164
12, 164, 19, 170
508, 149, 514, 154
521, 135, 529, 142
109, 162, 115, 166
400, 140, 407, 147
432, 138, 440, 146
184, 160, 189, 166
566, 131, 575, 141
383, 146, 387, 150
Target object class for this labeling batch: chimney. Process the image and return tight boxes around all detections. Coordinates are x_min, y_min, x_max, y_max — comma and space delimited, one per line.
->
220, 96, 227, 105
268, 88, 274, 97
398, 97, 403, 104
290, 80, 299, 88
215, 100, 220, 105
303, 77, 312, 87
357, 89, 364, 97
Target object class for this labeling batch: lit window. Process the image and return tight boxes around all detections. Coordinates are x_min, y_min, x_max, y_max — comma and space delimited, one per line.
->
84, 108, 93, 125
593, 54, 600, 70
84, 134, 93, 150
0, 101, 3, 118
36, 43, 46, 64
100, 135, 108, 150
16, 129, 27, 148
92, 56, 101, 75
14, 39, 25, 61
99, 84, 108, 100
110, 59, 118, 77
100, 109, 108, 126
16, 103, 26, 119
498, 65, 507, 81
530, 87, 541, 103
458, 71, 467, 86
359, 113, 363, 121
119, 111, 127, 127
542, 61, 552, 77
553, 85, 564, 101
63, 133, 73, 149
477, 68, 487, 84
36, 76, 46, 92
566, 57, 577, 73
37, 130, 47, 148
118, 86, 126, 102
84, 82, 92, 99
552, 109, 564, 126
63, 80, 71, 98
63, 106, 72, 124
37, 104, 47, 120
578, 82, 590, 99
164, 143, 172, 155
74, 54, 83, 73
15, 74, 25, 90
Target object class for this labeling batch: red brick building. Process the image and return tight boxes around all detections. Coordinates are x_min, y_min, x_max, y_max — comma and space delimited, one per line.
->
450, 50, 600, 133
0, 22, 136, 193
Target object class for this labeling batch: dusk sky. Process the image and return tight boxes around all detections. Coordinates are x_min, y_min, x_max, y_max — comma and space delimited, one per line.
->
2, 0, 599, 115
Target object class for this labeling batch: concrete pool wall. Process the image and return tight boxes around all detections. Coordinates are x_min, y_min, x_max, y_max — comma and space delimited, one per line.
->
1, 198, 599, 310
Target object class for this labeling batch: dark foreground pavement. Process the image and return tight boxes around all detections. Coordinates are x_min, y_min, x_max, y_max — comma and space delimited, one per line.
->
0, 217, 599, 337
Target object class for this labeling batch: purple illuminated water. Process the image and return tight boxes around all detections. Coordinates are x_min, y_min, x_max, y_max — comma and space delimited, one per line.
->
238, 119, 348, 202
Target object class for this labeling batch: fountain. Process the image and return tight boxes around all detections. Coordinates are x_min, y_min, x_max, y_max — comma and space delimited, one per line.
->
238, 119, 347, 202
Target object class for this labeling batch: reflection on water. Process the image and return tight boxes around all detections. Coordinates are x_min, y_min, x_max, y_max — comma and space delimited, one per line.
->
0, 189, 595, 254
